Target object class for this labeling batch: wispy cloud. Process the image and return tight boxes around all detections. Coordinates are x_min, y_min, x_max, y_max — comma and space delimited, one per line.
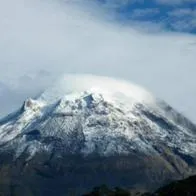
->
96, 0, 196, 6
129, 8, 160, 19
166, 8, 196, 31
169, 19, 196, 31
155, 0, 196, 5
98, 0, 196, 32
168, 8, 196, 17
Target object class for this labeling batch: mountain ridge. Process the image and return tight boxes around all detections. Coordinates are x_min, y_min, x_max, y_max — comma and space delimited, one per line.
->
0, 74, 196, 195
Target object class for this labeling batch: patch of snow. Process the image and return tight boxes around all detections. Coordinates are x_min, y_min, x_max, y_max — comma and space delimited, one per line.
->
0, 74, 196, 160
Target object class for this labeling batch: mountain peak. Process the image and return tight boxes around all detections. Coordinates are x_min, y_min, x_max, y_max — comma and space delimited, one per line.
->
0, 75, 196, 193
0, 74, 196, 160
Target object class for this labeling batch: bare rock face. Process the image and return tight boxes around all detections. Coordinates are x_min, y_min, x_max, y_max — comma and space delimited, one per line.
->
0, 75, 196, 195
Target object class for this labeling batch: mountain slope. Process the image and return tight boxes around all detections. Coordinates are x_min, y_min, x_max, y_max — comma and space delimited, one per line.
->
155, 175, 196, 196
0, 74, 196, 195
82, 175, 196, 196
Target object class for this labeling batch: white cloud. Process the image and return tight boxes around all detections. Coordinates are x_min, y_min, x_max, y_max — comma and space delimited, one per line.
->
130, 8, 160, 18
170, 19, 196, 31
155, 0, 196, 5
168, 8, 196, 17
95, 0, 196, 6
99, 0, 144, 8
0, 0, 196, 122
167, 8, 196, 31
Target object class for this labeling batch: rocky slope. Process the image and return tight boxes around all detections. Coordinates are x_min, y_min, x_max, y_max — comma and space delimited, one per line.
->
83, 175, 196, 196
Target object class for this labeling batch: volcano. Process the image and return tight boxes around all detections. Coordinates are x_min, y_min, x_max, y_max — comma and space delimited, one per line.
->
0, 74, 196, 195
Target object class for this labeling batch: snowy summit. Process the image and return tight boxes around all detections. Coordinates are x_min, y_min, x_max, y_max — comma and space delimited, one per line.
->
0, 74, 195, 158
0, 74, 196, 192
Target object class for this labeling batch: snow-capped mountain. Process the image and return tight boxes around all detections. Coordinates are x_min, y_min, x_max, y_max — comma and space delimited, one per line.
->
1, 74, 195, 157
0, 74, 196, 195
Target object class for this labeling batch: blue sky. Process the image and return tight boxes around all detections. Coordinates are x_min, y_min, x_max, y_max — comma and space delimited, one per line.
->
97, 0, 196, 33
